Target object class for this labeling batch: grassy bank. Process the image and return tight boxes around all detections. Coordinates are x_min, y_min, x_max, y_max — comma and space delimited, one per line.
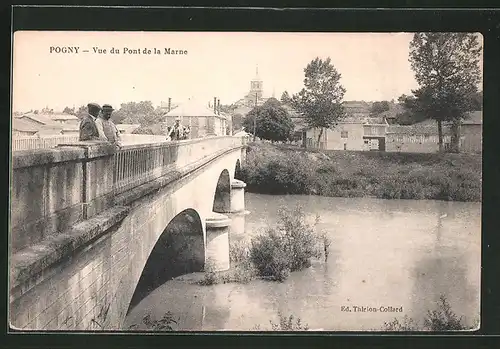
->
239, 143, 481, 202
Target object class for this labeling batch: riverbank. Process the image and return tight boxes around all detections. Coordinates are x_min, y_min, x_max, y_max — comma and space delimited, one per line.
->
239, 143, 481, 202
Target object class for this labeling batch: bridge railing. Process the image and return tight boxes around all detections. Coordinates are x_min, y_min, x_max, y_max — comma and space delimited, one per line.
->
113, 136, 242, 194
10, 135, 246, 254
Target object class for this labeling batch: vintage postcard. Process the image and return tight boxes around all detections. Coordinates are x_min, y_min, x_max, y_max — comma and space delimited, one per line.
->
10, 31, 482, 332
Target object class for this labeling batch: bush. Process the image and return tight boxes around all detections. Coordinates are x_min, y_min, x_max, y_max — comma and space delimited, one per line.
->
423, 295, 466, 331
382, 295, 470, 332
241, 143, 481, 202
249, 206, 322, 281
269, 313, 309, 331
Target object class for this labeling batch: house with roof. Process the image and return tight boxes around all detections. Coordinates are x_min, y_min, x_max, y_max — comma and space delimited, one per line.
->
13, 112, 82, 135
385, 111, 482, 153
116, 124, 141, 134
385, 119, 454, 153
12, 114, 64, 136
163, 98, 229, 138
12, 118, 43, 137
304, 116, 365, 150
50, 113, 80, 126
460, 110, 482, 153
362, 116, 389, 151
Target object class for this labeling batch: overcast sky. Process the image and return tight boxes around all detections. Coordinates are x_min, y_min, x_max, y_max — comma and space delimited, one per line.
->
12, 31, 483, 113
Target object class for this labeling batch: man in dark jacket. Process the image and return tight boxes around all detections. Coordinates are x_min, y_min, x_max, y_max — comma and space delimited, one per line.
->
79, 103, 104, 141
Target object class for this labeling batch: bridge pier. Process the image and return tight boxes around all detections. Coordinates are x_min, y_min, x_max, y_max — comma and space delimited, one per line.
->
205, 212, 231, 272
228, 179, 250, 237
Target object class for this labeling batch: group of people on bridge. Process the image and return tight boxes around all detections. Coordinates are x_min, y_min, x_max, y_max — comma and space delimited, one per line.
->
78, 103, 191, 145
79, 103, 122, 145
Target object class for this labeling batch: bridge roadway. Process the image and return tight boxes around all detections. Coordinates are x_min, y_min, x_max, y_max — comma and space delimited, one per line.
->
10, 135, 248, 330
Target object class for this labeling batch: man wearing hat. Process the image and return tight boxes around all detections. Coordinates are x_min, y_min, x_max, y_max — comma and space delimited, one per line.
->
79, 102, 105, 141
167, 116, 184, 141
96, 104, 121, 146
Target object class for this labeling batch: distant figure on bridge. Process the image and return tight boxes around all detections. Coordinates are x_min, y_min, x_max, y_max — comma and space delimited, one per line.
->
96, 104, 122, 147
182, 125, 191, 140
79, 103, 105, 141
167, 117, 185, 141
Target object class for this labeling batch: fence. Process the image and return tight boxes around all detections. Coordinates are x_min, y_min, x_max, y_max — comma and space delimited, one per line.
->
12, 135, 80, 151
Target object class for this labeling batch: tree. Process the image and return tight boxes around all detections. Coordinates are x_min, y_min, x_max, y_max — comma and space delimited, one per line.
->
291, 57, 346, 147
280, 91, 291, 104
405, 33, 482, 152
471, 90, 483, 111
370, 101, 390, 115
75, 105, 87, 120
242, 98, 294, 142
111, 101, 162, 125
63, 106, 75, 115
231, 113, 244, 132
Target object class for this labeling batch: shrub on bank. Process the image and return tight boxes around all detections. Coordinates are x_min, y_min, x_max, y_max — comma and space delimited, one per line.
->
240, 143, 481, 202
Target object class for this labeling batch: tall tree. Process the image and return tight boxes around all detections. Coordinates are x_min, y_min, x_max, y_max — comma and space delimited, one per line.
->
111, 101, 161, 125
471, 90, 483, 111
291, 57, 346, 147
405, 33, 482, 152
75, 105, 87, 120
370, 101, 390, 115
243, 98, 294, 142
280, 91, 291, 104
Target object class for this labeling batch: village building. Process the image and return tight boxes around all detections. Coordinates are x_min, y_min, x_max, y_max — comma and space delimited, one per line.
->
162, 98, 229, 138
12, 114, 66, 136
460, 111, 482, 153
304, 117, 365, 151
385, 119, 454, 153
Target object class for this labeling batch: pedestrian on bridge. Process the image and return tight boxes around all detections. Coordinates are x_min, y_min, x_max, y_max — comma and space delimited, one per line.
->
167, 117, 184, 141
96, 104, 122, 147
79, 103, 105, 141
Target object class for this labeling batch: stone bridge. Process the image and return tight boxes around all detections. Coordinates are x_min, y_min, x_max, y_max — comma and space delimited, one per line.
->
10, 136, 248, 331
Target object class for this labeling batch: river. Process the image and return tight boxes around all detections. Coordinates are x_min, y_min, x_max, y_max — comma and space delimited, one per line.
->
124, 193, 481, 331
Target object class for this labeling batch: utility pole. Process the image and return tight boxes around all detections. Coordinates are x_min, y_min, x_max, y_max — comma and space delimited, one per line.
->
253, 92, 257, 142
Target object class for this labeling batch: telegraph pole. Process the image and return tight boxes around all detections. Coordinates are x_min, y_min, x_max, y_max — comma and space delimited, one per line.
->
253, 92, 257, 142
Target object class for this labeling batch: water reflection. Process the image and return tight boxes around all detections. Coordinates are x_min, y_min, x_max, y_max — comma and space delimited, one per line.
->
124, 193, 481, 331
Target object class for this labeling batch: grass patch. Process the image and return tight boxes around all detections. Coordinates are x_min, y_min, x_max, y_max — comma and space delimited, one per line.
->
241, 143, 481, 202
128, 311, 179, 331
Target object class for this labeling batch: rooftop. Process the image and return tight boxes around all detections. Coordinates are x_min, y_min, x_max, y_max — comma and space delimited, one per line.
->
164, 99, 227, 119
463, 111, 482, 125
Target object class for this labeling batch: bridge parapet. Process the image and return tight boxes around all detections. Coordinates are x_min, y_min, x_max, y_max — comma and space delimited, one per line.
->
10, 136, 246, 293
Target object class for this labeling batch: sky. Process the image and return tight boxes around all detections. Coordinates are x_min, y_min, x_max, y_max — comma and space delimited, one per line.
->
12, 31, 483, 113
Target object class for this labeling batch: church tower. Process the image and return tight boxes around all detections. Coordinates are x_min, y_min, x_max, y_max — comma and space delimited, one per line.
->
249, 65, 264, 101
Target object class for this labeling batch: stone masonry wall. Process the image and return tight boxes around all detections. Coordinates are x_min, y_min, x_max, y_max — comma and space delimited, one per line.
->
10, 148, 241, 331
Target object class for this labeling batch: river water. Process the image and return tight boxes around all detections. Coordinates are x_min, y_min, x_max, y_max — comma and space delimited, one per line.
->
124, 193, 481, 331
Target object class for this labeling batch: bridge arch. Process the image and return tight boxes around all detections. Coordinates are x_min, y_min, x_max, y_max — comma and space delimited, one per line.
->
126, 208, 205, 314
212, 169, 231, 213
234, 159, 243, 181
